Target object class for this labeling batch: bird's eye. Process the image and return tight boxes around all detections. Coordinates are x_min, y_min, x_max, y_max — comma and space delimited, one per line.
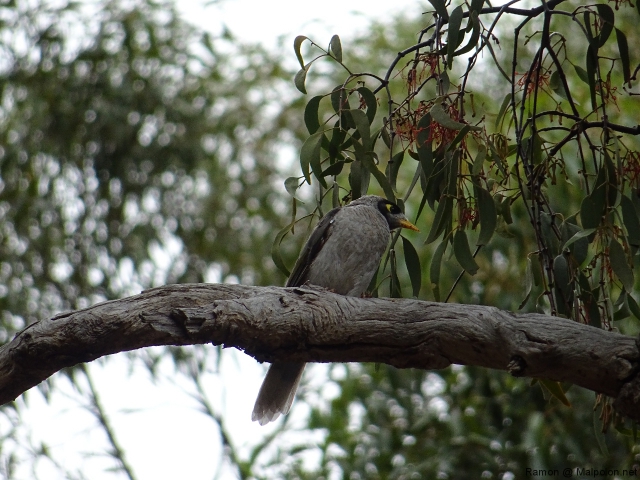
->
387, 203, 401, 214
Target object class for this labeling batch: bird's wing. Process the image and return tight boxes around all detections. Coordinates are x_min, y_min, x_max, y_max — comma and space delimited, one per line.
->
285, 206, 341, 287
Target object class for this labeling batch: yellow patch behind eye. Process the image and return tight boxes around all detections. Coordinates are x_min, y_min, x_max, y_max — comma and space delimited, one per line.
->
385, 203, 393, 212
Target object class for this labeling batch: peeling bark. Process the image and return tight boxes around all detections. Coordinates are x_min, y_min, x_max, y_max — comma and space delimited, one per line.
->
0, 283, 638, 420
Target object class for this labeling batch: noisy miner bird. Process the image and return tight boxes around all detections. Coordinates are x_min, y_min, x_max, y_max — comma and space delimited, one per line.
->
252, 194, 419, 425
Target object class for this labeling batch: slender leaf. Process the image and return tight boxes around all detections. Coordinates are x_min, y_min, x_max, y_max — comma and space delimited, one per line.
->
609, 238, 634, 291
293, 35, 308, 68
271, 224, 293, 277
357, 86, 378, 124
453, 230, 479, 275
539, 380, 571, 407
454, 11, 480, 57
300, 131, 324, 185
615, 28, 631, 84
402, 236, 422, 297
519, 257, 533, 309
430, 239, 448, 302
329, 34, 342, 62
476, 185, 497, 245
595, 4, 614, 48
621, 194, 640, 247
294, 67, 308, 94
304, 95, 323, 134
428, 0, 449, 20
430, 102, 481, 131
446, 6, 463, 69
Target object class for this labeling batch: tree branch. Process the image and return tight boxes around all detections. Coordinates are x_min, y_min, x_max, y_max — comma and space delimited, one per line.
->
1, 283, 638, 420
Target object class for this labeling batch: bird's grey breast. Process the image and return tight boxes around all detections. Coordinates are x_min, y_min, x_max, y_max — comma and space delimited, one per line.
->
305, 204, 390, 296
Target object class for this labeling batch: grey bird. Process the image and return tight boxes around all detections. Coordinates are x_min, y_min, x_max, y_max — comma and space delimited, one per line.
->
251, 195, 419, 425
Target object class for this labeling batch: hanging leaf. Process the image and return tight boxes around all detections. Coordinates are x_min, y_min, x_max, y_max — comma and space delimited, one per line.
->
329, 34, 343, 62
472, 145, 487, 175
389, 150, 405, 191
430, 102, 478, 131
284, 177, 300, 197
539, 380, 571, 407
348, 109, 371, 150
402, 236, 422, 298
430, 239, 448, 302
453, 230, 479, 275
293, 35, 308, 68
585, 44, 598, 110
271, 224, 293, 277
609, 238, 634, 291
621, 194, 640, 247
446, 6, 463, 69
454, 11, 480, 57
595, 4, 614, 48
357, 86, 378, 124
615, 28, 631, 84
476, 185, 497, 246
427, 0, 449, 20
299, 131, 324, 185
495, 93, 512, 129
294, 67, 308, 94
304, 95, 323, 134
519, 257, 534, 309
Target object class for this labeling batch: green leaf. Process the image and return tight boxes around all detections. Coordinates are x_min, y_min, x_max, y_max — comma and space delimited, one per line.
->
271, 224, 293, 277
476, 185, 497, 246
294, 67, 308, 94
595, 4, 614, 48
349, 109, 371, 150
389, 150, 404, 191
453, 230, 479, 275
446, 6, 463, 69
539, 380, 571, 407
304, 95, 323, 134
573, 64, 589, 85
470, 0, 485, 13
553, 254, 571, 298
627, 293, 640, 321
580, 194, 604, 229
454, 11, 480, 57
495, 93, 512, 129
562, 228, 596, 250
549, 70, 568, 100
425, 196, 452, 244
284, 177, 299, 197
430, 102, 480, 131
519, 257, 533, 309
609, 238, 634, 291
402, 236, 422, 297
300, 131, 324, 185
621, 194, 640, 247
430, 239, 448, 302
585, 44, 597, 110
361, 152, 395, 202
427, 0, 449, 20
349, 159, 369, 199
472, 145, 486, 175
293, 35, 308, 68
322, 160, 345, 177
329, 34, 342, 62
615, 28, 631, 84
357, 86, 377, 124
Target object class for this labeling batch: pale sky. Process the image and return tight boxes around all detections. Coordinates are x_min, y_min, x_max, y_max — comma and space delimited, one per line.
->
8, 1, 430, 479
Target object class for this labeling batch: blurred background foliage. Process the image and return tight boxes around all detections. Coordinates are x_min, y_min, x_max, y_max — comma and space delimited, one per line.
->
0, 0, 639, 478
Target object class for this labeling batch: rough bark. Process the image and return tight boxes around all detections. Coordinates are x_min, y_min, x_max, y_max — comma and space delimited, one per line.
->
0, 283, 638, 419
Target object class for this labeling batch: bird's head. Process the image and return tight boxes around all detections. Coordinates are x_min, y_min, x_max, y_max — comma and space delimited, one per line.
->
348, 195, 419, 232
377, 198, 420, 232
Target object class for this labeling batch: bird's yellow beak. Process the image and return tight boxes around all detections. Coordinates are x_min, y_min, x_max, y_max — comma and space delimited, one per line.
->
400, 219, 420, 232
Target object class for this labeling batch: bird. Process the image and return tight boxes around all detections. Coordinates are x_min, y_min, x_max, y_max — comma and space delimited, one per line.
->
251, 194, 419, 425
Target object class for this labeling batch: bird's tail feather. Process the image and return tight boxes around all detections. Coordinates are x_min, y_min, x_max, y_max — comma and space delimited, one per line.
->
251, 361, 306, 425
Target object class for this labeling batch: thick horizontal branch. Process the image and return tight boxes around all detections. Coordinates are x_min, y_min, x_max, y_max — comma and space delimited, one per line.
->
0, 283, 638, 419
